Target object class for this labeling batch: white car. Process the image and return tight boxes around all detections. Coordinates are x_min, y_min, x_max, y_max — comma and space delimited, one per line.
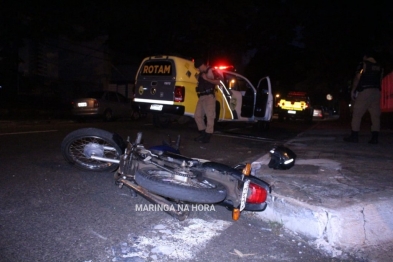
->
71, 91, 134, 121
313, 105, 327, 119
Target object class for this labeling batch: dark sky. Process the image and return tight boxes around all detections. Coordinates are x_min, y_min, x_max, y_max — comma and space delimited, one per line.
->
2, 0, 393, 95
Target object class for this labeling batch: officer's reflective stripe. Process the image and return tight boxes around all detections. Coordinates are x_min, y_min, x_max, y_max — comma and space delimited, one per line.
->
134, 98, 174, 105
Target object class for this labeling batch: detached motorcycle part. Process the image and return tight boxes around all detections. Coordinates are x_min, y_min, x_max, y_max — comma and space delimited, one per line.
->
61, 128, 125, 172
135, 168, 227, 203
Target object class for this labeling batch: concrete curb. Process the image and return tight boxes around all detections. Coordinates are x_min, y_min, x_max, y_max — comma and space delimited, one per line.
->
254, 185, 393, 256
251, 133, 393, 257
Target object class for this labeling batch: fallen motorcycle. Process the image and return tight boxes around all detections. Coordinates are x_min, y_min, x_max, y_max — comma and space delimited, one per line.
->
61, 128, 296, 221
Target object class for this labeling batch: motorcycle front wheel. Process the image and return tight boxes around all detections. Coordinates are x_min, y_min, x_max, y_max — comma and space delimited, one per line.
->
61, 128, 124, 172
135, 168, 227, 203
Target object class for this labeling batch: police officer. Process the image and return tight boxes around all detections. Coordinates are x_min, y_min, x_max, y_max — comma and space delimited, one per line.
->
193, 58, 221, 143
344, 52, 383, 144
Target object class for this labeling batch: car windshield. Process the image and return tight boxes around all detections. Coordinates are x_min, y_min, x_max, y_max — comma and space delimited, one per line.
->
87, 91, 105, 99
286, 96, 307, 101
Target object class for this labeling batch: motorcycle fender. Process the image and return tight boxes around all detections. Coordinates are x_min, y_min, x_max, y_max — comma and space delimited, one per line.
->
244, 202, 267, 211
218, 200, 267, 211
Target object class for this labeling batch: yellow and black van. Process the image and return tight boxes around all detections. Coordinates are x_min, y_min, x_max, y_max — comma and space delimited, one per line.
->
277, 91, 313, 122
134, 55, 273, 128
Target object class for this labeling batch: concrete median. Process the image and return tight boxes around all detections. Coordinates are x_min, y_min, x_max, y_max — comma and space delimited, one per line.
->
252, 124, 393, 258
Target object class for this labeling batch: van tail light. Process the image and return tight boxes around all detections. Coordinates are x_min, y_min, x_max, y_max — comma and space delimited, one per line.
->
93, 99, 99, 108
174, 86, 185, 102
246, 183, 267, 204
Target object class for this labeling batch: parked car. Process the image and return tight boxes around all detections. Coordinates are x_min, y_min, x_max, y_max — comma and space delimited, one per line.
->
71, 91, 135, 121
313, 105, 327, 119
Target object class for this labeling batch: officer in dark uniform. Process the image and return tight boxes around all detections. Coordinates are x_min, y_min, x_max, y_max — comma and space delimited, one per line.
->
344, 52, 383, 144
193, 58, 221, 143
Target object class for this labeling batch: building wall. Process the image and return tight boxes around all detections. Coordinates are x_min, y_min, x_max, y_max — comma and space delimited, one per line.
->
17, 36, 112, 104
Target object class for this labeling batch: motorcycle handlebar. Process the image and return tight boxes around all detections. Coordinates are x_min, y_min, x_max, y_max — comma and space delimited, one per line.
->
135, 132, 142, 144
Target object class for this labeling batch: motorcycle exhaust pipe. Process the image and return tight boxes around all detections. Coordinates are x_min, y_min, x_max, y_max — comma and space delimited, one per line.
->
118, 178, 189, 221
90, 155, 120, 164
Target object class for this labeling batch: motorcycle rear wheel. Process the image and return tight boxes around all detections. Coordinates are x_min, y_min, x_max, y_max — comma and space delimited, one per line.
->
135, 168, 227, 203
61, 128, 124, 172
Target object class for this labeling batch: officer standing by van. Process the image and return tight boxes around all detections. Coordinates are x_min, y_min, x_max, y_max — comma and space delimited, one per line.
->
344, 52, 383, 144
193, 58, 221, 143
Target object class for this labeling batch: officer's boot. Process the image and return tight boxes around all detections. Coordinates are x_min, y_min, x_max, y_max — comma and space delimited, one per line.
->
194, 130, 206, 142
368, 131, 379, 144
201, 133, 212, 143
343, 131, 359, 143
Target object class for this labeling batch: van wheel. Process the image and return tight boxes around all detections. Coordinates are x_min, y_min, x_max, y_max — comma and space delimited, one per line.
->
278, 112, 285, 122
256, 121, 270, 132
153, 113, 171, 128
215, 101, 220, 124
177, 116, 192, 125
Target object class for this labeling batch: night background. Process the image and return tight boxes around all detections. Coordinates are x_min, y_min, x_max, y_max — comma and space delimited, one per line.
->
1, 0, 393, 113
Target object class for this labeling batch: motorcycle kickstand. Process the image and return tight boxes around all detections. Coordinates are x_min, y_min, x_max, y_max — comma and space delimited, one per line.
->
115, 179, 138, 198
119, 178, 190, 221
129, 188, 138, 198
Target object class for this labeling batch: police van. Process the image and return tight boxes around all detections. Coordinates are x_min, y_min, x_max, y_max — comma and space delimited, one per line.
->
133, 55, 273, 129
277, 91, 313, 122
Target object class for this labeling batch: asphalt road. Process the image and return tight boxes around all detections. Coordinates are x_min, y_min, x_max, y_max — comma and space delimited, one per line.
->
0, 117, 359, 261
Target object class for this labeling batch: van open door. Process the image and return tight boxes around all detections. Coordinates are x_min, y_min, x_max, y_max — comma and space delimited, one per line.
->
254, 76, 273, 121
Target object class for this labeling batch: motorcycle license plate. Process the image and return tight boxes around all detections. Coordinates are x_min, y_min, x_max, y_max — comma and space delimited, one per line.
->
240, 179, 250, 211
150, 104, 163, 111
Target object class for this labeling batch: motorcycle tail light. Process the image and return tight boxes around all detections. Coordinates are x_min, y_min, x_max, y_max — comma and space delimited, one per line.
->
174, 86, 185, 102
246, 183, 267, 204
